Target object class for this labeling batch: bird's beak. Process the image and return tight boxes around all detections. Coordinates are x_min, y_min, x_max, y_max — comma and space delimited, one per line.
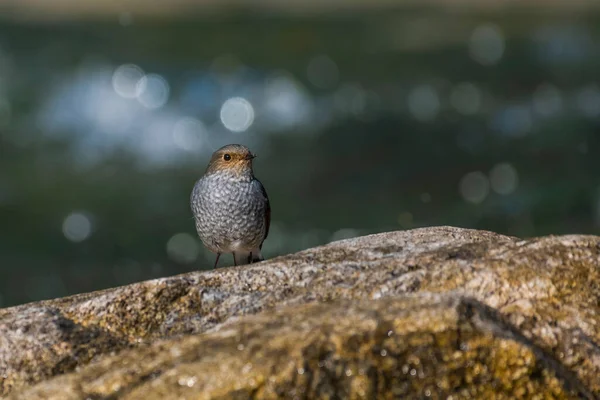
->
245, 153, 257, 160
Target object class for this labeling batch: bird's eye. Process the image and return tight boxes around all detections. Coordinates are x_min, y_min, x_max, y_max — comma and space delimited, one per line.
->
223, 154, 231, 161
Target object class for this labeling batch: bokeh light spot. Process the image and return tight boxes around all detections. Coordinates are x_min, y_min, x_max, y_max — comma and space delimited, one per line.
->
333, 83, 366, 117
166, 233, 200, 264
220, 97, 255, 132
112, 64, 144, 98
459, 171, 490, 204
173, 117, 205, 152
489, 163, 519, 195
469, 23, 505, 66
492, 105, 532, 137
263, 73, 312, 130
408, 85, 440, 122
136, 73, 170, 109
62, 212, 93, 242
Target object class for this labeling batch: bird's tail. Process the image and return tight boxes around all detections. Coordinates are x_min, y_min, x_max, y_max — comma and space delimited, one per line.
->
233, 248, 264, 266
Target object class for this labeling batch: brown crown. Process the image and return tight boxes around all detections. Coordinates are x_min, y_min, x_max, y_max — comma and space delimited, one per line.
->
205, 144, 256, 175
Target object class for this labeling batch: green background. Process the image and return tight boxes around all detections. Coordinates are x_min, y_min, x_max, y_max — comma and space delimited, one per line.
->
1, 4, 599, 306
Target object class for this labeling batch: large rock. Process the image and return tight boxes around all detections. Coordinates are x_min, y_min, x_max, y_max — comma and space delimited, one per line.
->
2, 226, 600, 398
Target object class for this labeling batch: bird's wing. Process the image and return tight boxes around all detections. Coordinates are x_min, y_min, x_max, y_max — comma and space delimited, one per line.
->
190, 179, 203, 216
255, 179, 270, 247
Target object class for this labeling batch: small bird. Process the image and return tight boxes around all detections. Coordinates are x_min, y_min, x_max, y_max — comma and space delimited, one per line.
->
191, 144, 270, 268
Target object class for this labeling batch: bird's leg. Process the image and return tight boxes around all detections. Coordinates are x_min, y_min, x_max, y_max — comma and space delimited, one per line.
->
232, 253, 237, 266
213, 253, 221, 269
247, 252, 253, 264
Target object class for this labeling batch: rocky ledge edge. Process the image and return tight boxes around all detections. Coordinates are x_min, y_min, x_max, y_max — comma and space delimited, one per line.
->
1, 226, 599, 399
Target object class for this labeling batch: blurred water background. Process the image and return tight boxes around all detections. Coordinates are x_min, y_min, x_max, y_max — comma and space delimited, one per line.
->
0, 0, 599, 306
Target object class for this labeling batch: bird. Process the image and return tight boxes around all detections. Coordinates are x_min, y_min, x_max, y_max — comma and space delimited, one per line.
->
190, 144, 270, 268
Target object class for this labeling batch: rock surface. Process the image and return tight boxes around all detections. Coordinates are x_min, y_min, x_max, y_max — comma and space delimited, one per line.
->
1, 226, 600, 399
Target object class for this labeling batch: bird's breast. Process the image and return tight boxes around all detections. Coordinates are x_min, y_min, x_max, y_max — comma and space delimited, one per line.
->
192, 175, 266, 233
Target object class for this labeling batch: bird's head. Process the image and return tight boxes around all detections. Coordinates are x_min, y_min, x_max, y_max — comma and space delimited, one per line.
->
205, 144, 256, 177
